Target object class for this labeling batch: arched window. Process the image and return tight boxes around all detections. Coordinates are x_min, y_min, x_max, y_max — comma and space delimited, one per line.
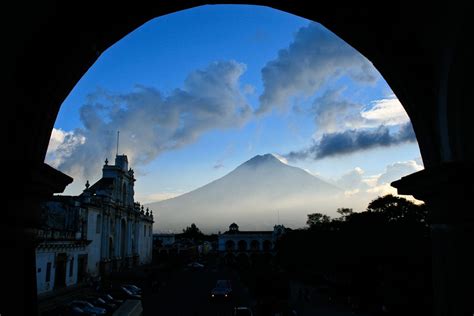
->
96, 214, 102, 233
263, 240, 272, 252
225, 240, 235, 252
238, 240, 247, 251
250, 240, 260, 251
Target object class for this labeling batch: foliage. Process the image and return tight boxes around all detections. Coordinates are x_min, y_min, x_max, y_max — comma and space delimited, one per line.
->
276, 194, 432, 314
182, 223, 204, 239
366, 194, 428, 225
306, 212, 331, 228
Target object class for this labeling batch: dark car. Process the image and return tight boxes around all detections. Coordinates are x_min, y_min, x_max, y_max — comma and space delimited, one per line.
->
187, 262, 205, 270
83, 296, 117, 313
68, 300, 107, 315
211, 279, 232, 299
121, 284, 142, 295
108, 286, 142, 300
100, 293, 124, 305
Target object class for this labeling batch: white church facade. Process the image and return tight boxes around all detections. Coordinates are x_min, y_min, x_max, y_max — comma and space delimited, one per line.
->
35, 155, 154, 295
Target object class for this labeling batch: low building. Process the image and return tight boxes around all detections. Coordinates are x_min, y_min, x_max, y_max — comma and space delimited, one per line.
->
36, 197, 90, 295
217, 223, 286, 254
153, 233, 176, 247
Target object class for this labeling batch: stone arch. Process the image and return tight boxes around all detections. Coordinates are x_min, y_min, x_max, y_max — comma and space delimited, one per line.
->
263, 240, 272, 252
20, 2, 454, 170
250, 240, 260, 251
5, 4, 474, 316
225, 240, 235, 252
238, 240, 248, 252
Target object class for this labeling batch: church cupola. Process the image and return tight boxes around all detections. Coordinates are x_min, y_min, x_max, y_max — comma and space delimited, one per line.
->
229, 223, 239, 233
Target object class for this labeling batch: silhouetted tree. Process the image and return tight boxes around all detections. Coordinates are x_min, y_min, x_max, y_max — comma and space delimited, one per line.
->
335, 208, 353, 221
366, 194, 428, 226
182, 223, 204, 240
306, 213, 331, 229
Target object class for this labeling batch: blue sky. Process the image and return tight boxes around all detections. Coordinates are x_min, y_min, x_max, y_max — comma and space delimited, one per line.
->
47, 4, 422, 206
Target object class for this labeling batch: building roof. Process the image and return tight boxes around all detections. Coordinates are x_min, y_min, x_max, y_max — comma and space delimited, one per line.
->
223, 230, 272, 235
88, 177, 114, 192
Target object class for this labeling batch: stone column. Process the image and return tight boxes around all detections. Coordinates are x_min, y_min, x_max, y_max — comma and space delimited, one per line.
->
392, 162, 474, 316
1, 163, 72, 316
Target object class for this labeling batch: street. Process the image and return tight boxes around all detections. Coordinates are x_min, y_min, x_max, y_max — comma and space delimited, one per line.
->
142, 266, 253, 316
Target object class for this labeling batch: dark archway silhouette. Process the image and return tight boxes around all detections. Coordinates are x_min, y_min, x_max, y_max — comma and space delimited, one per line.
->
238, 240, 248, 252
225, 240, 235, 252
250, 240, 260, 252
262, 240, 272, 252
3, 3, 473, 315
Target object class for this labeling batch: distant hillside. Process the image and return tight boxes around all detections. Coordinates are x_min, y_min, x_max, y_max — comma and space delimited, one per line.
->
147, 154, 344, 233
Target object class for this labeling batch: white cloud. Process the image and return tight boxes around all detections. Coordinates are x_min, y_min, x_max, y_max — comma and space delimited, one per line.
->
312, 90, 410, 138
46, 60, 253, 183
361, 96, 410, 126
377, 160, 423, 185
46, 128, 86, 170
334, 160, 424, 206
257, 22, 377, 114
336, 167, 368, 190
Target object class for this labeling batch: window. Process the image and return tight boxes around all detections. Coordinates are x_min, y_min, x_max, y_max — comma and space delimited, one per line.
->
45, 262, 51, 282
96, 214, 102, 233
149, 226, 152, 237
144, 225, 147, 237
69, 258, 74, 277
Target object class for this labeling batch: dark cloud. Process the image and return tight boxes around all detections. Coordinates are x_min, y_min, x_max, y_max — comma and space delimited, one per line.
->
257, 22, 377, 114
285, 122, 417, 161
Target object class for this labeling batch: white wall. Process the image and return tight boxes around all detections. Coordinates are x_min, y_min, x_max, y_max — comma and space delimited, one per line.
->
86, 207, 102, 277
36, 251, 56, 295
36, 248, 86, 294
138, 222, 153, 264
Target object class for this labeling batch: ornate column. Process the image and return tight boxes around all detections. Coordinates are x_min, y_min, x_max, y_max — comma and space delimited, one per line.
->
392, 162, 474, 316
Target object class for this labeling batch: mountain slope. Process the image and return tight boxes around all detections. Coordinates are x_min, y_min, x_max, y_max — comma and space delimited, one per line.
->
147, 154, 343, 233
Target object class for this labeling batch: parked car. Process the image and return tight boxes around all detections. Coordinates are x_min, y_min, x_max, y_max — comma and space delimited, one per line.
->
187, 262, 205, 270
211, 279, 232, 299
234, 307, 253, 316
68, 300, 107, 315
108, 286, 142, 300
83, 296, 117, 313
121, 283, 142, 295
100, 293, 124, 305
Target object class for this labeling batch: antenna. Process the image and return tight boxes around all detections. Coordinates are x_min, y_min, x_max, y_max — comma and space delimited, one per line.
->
116, 131, 120, 156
